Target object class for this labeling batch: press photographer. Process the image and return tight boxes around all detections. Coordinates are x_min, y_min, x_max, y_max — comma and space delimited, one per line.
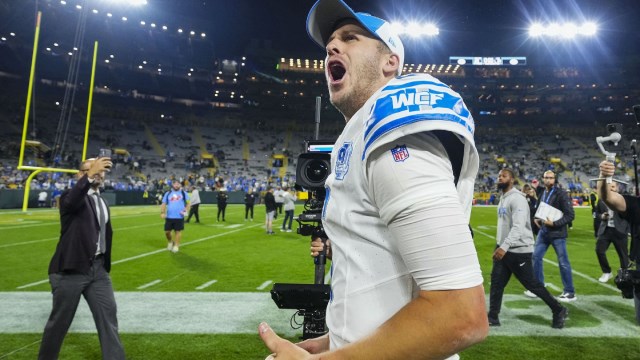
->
597, 112, 640, 324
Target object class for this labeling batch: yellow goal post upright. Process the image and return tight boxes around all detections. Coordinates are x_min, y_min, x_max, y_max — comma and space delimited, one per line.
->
17, 11, 100, 212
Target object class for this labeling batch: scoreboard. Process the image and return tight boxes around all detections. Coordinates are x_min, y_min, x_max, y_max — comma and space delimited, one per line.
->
449, 56, 527, 66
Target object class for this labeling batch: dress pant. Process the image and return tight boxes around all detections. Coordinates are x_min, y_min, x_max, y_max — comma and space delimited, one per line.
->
217, 204, 227, 221
186, 203, 200, 222
39, 257, 125, 360
489, 250, 563, 317
245, 204, 254, 219
533, 230, 575, 294
596, 227, 630, 273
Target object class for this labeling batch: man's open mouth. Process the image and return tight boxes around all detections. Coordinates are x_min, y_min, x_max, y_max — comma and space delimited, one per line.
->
328, 60, 346, 82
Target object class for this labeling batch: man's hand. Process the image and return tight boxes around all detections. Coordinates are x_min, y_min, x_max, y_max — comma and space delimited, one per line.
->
88, 157, 112, 177
310, 238, 331, 259
492, 247, 506, 261
599, 160, 616, 178
258, 322, 313, 360
296, 334, 330, 355
161, 213, 166, 219
534, 219, 541, 228
543, 217, 554, 227
601, 213, 610, 220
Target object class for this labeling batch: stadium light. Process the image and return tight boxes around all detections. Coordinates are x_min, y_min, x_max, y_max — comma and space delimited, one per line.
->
528, 22, 598, 39
390, 21, 439, 37
106, 0, 147, 5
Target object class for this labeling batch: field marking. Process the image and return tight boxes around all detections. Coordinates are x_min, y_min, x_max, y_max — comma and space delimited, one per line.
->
16, 223, 264, 289
256, 280, 273, 290
16, 279, 49, 290
137, 279, 162, 290
0, 339, 41, 359
0, 223, 161, 249
0, 292, 636, 337
474, 229, 621, 294
0, 211, 158, 231
195, 280, 218, 290
545, 282, 561, 292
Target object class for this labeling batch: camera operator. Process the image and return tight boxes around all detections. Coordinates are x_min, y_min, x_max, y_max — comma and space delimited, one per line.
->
258, 0, 487, 358
597, 160, 640, 325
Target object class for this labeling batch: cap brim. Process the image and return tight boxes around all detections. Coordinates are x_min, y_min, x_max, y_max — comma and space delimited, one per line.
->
307, 0, 361, 48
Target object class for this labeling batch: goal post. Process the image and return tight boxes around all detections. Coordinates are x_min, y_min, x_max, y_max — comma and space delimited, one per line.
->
17, 11, 99, 211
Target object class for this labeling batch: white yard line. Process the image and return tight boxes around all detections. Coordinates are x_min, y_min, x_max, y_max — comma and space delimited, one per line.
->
137, 279, 162, 290
256, 280, 273, 290
195, 280, 218, 290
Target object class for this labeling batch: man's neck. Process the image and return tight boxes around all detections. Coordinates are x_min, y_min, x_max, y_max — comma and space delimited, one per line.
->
501, 185, 513, 194
545, 185, 554, 191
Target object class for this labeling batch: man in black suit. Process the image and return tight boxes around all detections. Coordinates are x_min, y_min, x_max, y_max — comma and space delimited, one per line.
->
39, 157, 125, 360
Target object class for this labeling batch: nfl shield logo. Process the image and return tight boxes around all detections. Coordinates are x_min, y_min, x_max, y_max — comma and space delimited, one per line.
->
390, 145, 409, 162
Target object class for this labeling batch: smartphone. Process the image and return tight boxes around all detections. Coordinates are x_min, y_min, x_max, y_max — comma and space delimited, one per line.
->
99, 148, 112, 158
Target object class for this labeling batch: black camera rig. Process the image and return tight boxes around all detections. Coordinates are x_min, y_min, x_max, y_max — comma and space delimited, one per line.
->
615, 265, 640, 299
270, 140, 334, 340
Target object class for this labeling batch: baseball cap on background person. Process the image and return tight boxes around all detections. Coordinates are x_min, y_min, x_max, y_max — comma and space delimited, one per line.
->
306, 0, 405, 76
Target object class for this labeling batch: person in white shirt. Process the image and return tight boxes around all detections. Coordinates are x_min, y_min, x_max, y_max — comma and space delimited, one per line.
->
186, 186, 201, 223
274, 186, 285, 218
280, 187, 297, 232
258, 0, 487, 359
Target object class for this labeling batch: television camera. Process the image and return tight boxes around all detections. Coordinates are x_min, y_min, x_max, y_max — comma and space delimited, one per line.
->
270, 140, 333, 340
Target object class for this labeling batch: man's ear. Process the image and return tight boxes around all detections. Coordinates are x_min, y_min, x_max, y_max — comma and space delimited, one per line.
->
382, 53, 400, 76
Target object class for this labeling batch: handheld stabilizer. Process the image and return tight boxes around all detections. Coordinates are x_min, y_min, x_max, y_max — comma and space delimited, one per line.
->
270, 140, 334, 340
592, 123, 627, 185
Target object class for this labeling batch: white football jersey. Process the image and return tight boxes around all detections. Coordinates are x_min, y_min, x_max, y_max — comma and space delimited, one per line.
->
323, 74, 482, 355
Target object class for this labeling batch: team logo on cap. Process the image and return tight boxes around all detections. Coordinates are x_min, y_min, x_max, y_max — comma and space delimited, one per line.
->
390, 145, 409, 162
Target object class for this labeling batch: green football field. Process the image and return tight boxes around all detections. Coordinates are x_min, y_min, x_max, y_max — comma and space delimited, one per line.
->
0, 204, 638, 359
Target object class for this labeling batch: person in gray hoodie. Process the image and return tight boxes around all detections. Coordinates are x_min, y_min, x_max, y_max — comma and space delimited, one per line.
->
488, 168, 568, 328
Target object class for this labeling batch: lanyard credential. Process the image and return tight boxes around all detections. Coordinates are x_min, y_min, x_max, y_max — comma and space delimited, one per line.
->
542, 188, 555, 204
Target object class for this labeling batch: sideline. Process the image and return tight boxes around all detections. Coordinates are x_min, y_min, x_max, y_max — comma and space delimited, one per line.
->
0, 292, 636, 337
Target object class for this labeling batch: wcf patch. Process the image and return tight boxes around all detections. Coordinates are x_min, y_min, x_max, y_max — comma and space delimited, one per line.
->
390, 145, 409, 162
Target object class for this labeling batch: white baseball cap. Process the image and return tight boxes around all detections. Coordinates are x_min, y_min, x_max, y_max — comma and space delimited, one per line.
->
306, 0, 405, 76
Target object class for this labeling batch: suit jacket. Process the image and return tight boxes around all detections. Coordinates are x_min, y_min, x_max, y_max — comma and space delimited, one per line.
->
596, 199, 630, 237
48, 175, 113, 274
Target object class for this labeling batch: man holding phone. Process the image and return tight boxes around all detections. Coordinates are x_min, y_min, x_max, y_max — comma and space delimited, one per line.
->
39, 156, 125, 359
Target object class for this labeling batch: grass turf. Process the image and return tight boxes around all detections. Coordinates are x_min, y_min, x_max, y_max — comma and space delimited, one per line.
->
0, 204, 638, 359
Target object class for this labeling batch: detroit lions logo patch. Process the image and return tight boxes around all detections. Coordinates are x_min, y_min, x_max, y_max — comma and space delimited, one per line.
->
390, 145, 410, 162
335, 142, 353, 180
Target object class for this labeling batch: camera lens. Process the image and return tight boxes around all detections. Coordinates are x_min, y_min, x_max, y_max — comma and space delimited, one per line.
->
305, 160, 328, 183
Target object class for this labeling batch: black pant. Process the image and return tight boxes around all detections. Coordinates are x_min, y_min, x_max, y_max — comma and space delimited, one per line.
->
39, 258, 125, 360
186, 203, 200, 222
276, 203, 283, 215
596, 227, 630, 273
245, 204, 254, 219
217, 204, 227, 221
489, 250, 563, 318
